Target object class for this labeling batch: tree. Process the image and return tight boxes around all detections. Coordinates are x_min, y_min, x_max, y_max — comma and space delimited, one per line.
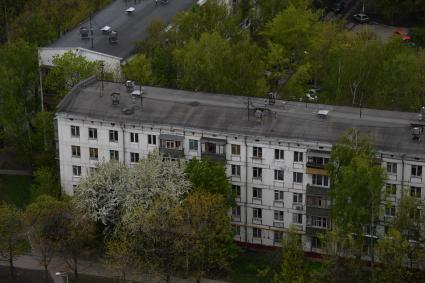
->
328, 129, 386, 261
185, 158, 234, 206
274, 225, 307, 283
123, 53, 152, 85
44, 51, 99, 102
55, 204, 97, 282
74, 151, 191, 234
176, 191, 237, 281
25, 195, 66, 281
104, 226, 136, 282
375, 228, 409, 283
123, 194, 181, 283
31, 166, 61, 198
0, 203, 25, 280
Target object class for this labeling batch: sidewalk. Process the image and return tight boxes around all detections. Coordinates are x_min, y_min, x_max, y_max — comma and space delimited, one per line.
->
0, 254, 228, 283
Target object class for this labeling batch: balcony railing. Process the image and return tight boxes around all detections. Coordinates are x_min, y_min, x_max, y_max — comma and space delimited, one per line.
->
159, 148, 184, 158
201, 151, 226, 163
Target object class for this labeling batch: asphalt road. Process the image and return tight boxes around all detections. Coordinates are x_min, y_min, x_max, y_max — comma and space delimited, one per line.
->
50, 0, 195, 59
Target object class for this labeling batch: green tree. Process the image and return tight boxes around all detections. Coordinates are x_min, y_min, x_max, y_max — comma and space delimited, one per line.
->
25, 195, 66, 281
55, 204, 97, 282
123, 54, 152, 85
375, 228, 409, 283
123, 194, 181, 283
176, 191, 237, 281
44, 51, 99, 102
31, 166, 61, 199
0, 203, 25, 280
328, 129, 386, 261
185, 158, 234, 206
274, 225, 307, 283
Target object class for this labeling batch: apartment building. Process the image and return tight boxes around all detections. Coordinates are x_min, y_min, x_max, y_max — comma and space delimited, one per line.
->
55, 77, 425, 251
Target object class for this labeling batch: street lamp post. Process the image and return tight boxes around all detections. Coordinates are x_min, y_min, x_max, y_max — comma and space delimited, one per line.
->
55, 272, 69, 283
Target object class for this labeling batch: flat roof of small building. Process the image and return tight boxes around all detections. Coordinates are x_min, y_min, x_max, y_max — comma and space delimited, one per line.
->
49, 0, 194, 59
57, 79, 425, 158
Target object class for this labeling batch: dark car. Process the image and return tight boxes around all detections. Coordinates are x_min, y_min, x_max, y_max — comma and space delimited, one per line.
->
353, 13, 369, 23
332, 2, 345, 13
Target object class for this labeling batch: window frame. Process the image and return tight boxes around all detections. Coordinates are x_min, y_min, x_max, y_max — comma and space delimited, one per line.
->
274, 210, 284, 221
293, 172, 303, 183
253, 207, 262, 219
274, 190, 284, 201
71, 145, 81, 158
293, 193, 303, 204
130, 152, 140, 163
274, 169, 284, 181
89, 147, 98, 160
88, 127, 97, 140
189, 139, 199, 151
109, 130, 118, 142
148, 134, 157, 145
411, 165, 423, 177
253, 167, 262, 179
110, 150, 119, 161
294, 151, 303, 162
253, 146, 262, 158
130, 132, 139, 143
231, 144, 241, 155
231, 164, 241, 177
70, 125, 80, 138
72, 165, 81, 177
252, 187, 262, 199
275, 149, 284, 160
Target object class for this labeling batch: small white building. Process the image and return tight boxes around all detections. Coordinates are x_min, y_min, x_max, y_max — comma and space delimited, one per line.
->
55, 77, 425, 252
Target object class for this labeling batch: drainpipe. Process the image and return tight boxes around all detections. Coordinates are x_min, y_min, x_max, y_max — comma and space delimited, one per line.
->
244, 136, 249, 245
121, 123, 126, 164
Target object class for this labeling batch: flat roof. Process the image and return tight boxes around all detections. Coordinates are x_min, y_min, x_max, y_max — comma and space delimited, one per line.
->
49, 0, 194, 59
57, 79, 425, 158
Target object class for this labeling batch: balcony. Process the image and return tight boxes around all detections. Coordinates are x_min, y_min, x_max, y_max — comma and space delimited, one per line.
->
306, 206, 330, 217
201, 138, 226, 163
306, 184, 328, 196
306, 156, 329, 175
252, 217, 262, 225
159, 148, 184, 158
306, 226, 327, 236
273, 221, 285, 228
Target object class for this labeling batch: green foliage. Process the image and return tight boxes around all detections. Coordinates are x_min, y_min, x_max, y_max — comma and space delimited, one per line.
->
176, 191, 238, 280
375, 228, 409, 283
123, 54, 152, 85
328, 129, 386, 256
44, 51, 99, 102
185, 158, 234, 206
274, 226, 307, 283
0, 203, 25, 278
31, 166, 61, 199
0, 175, 33, 208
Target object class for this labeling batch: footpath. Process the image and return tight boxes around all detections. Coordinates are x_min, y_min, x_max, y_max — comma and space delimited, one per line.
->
0, 254, 227, 283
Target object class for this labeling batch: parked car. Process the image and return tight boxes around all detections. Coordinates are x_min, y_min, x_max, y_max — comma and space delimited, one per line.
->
353, 13, 369, 23
332, 2, 345, 13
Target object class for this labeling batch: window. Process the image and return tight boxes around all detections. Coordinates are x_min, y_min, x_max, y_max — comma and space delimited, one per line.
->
253, 187, 262, 199
307, 196, 330, 208
387, 162, 397, 174
253, 147, 262, 158
253, 207, 262, 219
130, 132, 139, 143
274, 210, 284, 221
71, 145, 80, 158
253, 167, 262, 179
232, 206, 241, 217
385, 183, 397, 195
89, 167, 97, 175
232, 185, 241, 198
275, 149, 284, 160
148, 134, 157, 145
308, 156, 329, 166
293, 193, 303, 204
72, 165, 81, 177
130, 152, 139, 163
274, 169, 284, 181
88, 127, 97, 139
365, 224, 376, 236
70, 125, 80, 137
231, 165, 241, 177
312, 174, 329, 187
309, 216, 328, 228
385, 205, 396, 216
293, 172, 303, 183
189, 139, 198, 151
293, 213, 303, 224
410, 186, 421, 198
294, 151, 303, 162
274, 231, 283, 243
231, 144, 240, 155
411, 165, 422, 177
89, 147, 98, 160
253, 228, 262, 238
109, 130, 118, 142
110, 150, 119, 161
274, 190, 284, 201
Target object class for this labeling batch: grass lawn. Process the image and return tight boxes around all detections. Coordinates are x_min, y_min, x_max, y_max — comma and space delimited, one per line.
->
0, 175, 33, 208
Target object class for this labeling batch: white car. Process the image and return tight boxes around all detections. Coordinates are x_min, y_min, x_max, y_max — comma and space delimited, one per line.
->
306, 89, 318, 101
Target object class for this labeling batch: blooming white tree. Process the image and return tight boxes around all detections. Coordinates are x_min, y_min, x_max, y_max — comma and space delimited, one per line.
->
73, 150, 191, 233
